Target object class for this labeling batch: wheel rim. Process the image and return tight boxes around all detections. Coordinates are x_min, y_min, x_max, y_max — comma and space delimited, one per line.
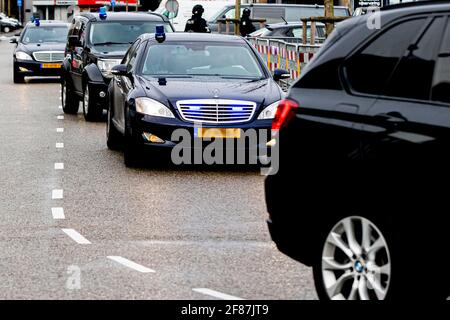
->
4, 27, 10, 33
62, 81, 66, 106
321, 216, 391, 300
106, 108, 111, 138
84, 86, 89, 115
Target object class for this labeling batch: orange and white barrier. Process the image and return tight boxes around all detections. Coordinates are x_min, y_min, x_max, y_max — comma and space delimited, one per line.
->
249, 37, 321, 83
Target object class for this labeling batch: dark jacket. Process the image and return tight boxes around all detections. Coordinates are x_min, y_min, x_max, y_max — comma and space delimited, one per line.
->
240, 16, 256, 37
185, 15, 210, 33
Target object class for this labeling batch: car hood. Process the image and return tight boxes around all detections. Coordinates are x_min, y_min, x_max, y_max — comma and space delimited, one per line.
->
91, 45, 128, 59
17, 42, 66, 53
139, 76, 281, 109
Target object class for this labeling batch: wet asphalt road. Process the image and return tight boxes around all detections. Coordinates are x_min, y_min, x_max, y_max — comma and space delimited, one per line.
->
0, 38, 316, 299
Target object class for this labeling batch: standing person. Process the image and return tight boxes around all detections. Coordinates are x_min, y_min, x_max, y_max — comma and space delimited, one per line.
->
240, 8, 255, 37
184, 4, 210, 33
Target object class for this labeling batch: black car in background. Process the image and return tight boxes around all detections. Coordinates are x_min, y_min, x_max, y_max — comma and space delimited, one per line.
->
208, 4, 350, 34
106, 33, 285, 167
265, 1, 450, 300
10, 20, 69, 83
61, 12, 174, 121
249, 21, 326, 44
0, 13, 21, 33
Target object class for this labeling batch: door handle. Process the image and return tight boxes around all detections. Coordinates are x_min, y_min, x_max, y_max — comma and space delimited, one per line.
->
375, 111, 407, 123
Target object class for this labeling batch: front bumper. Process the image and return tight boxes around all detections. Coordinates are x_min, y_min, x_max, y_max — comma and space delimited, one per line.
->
130, 111, 274, 162
14, 59, 62, 77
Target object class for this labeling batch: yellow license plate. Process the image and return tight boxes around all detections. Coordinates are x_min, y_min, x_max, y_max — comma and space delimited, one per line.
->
196, 128, 241, 139
41, 63, 61, 69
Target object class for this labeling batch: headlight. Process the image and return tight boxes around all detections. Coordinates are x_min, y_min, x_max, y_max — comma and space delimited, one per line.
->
258, 101, 281, 120
15, 51, 33, 61
135, 97, 175, 118
97, 58, 122, 77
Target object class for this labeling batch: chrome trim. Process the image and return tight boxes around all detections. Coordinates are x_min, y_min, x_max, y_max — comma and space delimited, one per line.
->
32, 51, 65, 62
176, 99, 257, 124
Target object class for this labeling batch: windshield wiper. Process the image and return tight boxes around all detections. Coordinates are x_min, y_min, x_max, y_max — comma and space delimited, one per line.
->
146, 75, 193, 78
220, 76, 265, 80
92, 41, 129, 46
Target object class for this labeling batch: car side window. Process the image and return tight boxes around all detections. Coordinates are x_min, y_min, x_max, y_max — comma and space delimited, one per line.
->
78, 20, 87, 47
68, 18, 77, 37
384, 17, 445, 101
123, 40, 141, 71
345, 17, 427, 96
253, 7, 285, 24
127, 43, 141, 72
431, 17, 450, 104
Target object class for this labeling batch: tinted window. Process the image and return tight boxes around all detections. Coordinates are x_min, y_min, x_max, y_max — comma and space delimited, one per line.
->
21, 26, 69, 44
127, 42, 141, 72
142, 42, 264, 79
431, 18, 450, 104
89, 21, 172, 48
385, 17, 444, 100
346, 18, 426, 95
253, 7, 286, 23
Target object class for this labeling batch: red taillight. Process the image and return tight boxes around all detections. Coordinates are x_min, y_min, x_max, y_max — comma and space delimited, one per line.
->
272, 99, 299, 131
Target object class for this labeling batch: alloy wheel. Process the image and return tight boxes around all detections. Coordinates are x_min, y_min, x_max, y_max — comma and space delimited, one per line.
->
321, 216, 391, 300
62, 81, 66, 106
83, 86, 89, 115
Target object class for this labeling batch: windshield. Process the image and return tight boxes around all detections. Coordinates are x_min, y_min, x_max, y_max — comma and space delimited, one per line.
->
21, 26, 68, 44
89, 22, 172, 46
141, 42, 265, 79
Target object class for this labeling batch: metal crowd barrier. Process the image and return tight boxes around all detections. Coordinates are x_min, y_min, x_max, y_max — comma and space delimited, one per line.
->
248, 37, 322, 90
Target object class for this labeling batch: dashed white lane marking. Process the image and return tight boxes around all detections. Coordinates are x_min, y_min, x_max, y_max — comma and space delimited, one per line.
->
57, 115, 64, 120
54, 162, 64, 170
107, 256, 155, 273
52, 189, 63, 199
51, 207, 65, 219
192, 288, 244, 300
56, 142, 64, 148
62, 228, 91, 244
56, 128, 64, 133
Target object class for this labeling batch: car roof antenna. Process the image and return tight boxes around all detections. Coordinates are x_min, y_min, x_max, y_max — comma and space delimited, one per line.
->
281, 16, 287, 24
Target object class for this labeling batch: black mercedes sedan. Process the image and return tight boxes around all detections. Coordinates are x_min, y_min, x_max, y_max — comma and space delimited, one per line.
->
11, 20, 69, 83
265, 1, 450, 300
107, 32, 287, 167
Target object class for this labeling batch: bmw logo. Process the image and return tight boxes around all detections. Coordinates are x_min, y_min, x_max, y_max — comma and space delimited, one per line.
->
355, 261, 364, 273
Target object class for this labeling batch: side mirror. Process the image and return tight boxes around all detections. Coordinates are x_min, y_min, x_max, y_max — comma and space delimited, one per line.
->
111, 64, 128, 76
68, 35, 80, 47
273, 68, 290, 82
9, 38, 18, 44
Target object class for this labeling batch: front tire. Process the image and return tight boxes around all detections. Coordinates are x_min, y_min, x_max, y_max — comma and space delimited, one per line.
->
3, 26, 11, 33
106, 104, 122, 151
83, 84, 102, 121
124, 136, 140, 168
13, 67, 24, 83
61, 77, 79, 114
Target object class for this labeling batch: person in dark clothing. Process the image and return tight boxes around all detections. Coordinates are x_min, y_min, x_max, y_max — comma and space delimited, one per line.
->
240, 8, 256, 37
184, 4, 210, 33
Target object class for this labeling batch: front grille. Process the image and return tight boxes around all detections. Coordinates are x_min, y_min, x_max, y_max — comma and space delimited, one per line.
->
33, 51, 65, 62
176, 99, 257, 124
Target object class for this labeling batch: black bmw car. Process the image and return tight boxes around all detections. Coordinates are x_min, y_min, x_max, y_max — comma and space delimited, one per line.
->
107, 32, 288, 167
11, 20, 69, 83
265, 1, 450, 300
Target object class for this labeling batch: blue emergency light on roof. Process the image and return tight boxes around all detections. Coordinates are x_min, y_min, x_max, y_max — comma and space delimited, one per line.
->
155, 25, 165, 43
99, 6, 107, 20
34, 18, 40, 27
